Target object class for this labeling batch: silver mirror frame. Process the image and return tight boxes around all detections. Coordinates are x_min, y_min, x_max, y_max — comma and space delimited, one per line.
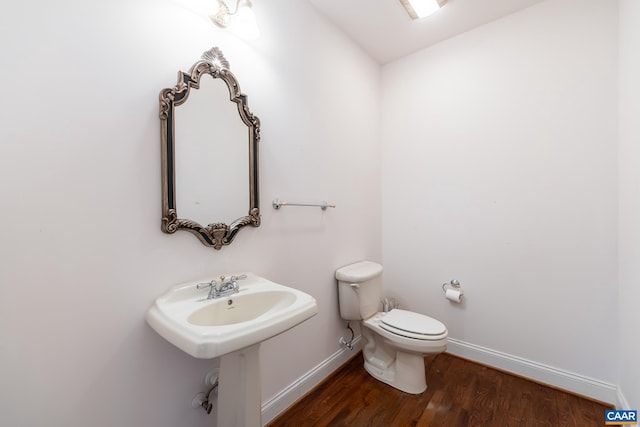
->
159, 47, 261, 249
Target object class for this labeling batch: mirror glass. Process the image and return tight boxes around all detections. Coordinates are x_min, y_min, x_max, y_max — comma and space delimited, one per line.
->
174, 74, 249, 226
160, 47, 260, 249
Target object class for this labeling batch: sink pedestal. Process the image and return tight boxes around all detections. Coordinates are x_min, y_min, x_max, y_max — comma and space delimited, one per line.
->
217, 343, 262, 427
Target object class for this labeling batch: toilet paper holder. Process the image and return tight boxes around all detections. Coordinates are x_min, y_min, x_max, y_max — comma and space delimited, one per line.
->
442, 279, 463, 295
442, 279, 464, 303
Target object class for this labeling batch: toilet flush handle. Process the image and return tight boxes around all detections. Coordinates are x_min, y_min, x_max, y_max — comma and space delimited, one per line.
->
350, 283, 360, 291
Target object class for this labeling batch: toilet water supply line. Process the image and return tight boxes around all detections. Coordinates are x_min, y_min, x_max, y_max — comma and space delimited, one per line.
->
339, 322, 355, 350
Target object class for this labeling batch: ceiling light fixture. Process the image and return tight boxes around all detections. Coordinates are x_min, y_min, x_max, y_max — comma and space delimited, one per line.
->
399, 0, 447, 19
211, 0, 260, 39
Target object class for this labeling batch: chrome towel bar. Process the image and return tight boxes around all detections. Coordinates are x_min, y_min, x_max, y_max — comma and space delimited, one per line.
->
272, 198, 336, 211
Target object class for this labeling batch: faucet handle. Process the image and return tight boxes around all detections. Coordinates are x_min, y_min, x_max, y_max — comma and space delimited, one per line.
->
231, 274, 247, 281
196, 280, 217, 290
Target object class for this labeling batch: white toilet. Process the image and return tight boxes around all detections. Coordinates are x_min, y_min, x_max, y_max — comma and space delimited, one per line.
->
335, 261, 448, 394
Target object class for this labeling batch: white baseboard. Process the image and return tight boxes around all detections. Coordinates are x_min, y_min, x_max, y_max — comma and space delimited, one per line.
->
261, 337, 362, 426
617, 387, 631, 410
446, 338, 618, 406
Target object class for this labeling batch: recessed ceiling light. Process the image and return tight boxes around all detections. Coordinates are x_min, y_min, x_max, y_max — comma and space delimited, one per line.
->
399, 0, 447, 19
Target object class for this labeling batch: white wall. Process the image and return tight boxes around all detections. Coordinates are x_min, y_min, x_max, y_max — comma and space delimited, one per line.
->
2, 0, 636, 423
381, 0, 618, 388
0, 1, 380, 426
618, 0, 640, 411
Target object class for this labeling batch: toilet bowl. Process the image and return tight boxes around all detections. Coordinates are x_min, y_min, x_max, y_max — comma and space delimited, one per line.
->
335, 261, 448, 394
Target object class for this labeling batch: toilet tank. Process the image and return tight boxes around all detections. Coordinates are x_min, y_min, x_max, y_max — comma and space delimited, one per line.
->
335, 261, 383, 320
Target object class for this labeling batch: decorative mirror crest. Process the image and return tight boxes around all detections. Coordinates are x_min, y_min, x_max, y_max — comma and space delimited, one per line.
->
160, 47, 260, 249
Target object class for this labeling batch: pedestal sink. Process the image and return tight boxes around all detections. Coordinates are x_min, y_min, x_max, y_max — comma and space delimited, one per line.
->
146, 274, 318, 426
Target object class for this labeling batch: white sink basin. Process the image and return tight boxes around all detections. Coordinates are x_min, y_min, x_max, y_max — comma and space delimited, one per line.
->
146, 274, 318, 358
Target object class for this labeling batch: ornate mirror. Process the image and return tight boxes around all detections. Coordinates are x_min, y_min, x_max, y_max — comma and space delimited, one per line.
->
160, 47, 260, 249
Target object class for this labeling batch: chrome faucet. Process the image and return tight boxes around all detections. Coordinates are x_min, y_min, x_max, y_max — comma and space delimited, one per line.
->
196, 274, 246, 299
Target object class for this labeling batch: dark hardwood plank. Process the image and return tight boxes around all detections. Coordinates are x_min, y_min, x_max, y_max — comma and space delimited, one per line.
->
267, 352, 613, 427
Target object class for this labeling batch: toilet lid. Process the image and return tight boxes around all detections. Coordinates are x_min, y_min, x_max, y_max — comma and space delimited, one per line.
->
380, 309, 446, 339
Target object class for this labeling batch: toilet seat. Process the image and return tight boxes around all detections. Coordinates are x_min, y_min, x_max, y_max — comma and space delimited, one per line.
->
379, 309, 447, 340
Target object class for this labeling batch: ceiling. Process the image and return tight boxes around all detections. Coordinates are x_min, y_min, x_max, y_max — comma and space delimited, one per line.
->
307, 0, 546, 64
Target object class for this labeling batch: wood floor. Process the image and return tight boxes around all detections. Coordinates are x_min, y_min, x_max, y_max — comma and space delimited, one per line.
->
267, 352, 613, 427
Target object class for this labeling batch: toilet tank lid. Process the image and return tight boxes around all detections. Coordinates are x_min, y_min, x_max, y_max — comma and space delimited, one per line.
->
335, 261, 383, 282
